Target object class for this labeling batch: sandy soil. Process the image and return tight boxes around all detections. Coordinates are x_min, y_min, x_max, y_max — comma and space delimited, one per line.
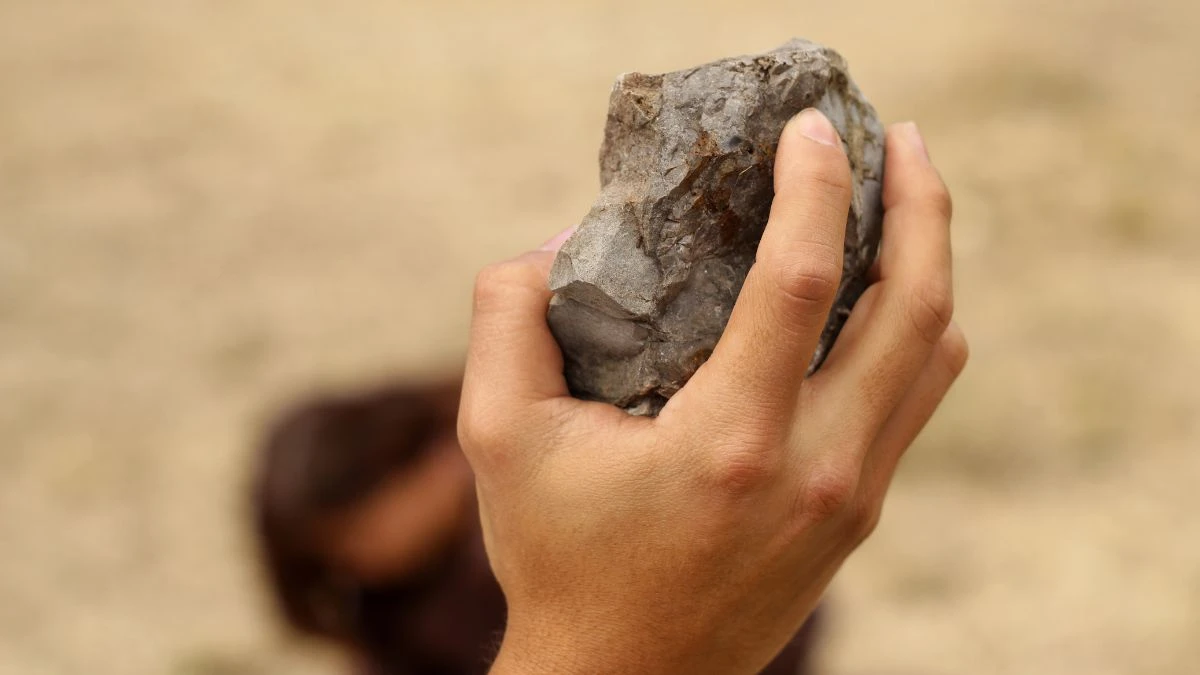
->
1, 1, 1197, 673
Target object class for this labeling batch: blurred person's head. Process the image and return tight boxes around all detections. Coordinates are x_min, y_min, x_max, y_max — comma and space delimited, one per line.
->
252, 380, 506, 674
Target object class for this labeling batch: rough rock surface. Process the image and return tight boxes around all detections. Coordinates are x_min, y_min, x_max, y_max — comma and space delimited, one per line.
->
548, 38, 885, 416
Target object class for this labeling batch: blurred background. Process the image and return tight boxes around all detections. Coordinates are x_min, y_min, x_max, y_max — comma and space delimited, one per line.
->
2, 0, 1198, 673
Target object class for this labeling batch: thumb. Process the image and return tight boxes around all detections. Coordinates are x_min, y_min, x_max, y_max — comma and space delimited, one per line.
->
458, 237, 571, 460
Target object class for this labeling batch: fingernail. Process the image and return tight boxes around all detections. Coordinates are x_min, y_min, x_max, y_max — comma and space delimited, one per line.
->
539, 226, 577, 252
792, 108, 839, 147
898, 121, 929, 161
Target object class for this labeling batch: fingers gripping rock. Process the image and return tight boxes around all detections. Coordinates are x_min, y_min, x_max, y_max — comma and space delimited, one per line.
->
548, 39, 885, 416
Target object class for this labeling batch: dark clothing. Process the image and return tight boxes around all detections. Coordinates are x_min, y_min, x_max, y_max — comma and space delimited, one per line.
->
356, 520, 506, 675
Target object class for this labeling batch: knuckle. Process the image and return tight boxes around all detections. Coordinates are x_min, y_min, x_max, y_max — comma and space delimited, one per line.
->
907, 279, 954, 345
457, 401, 515, 461
939, 323, 970, 378
797, 465, 858, 521
787, 144, 853, 197
849, 498, 883, 544
766, 247, 842, 317
706, 446, 779, 496
803, 160, 853, 200
925, 181, 954, 223
472, 260, 538, 312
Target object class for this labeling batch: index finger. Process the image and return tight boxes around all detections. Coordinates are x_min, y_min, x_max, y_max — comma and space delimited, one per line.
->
697, 108, 852, 424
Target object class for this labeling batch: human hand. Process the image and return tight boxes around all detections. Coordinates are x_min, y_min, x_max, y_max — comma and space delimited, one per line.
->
458, 109, 967, 675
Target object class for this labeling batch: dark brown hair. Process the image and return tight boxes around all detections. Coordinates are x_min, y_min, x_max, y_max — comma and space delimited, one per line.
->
251, 380, 462, 641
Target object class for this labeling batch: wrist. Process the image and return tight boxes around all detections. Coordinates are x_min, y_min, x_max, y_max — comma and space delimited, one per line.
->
490, 610, 679, 675
489, 631, 598, 675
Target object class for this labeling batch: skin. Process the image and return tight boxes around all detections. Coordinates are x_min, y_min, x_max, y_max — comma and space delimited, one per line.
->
457, 109, 968, 675
322, 434, 476, 584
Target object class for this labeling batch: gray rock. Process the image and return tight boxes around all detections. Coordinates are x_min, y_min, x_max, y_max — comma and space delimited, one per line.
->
548, 38, 885, 416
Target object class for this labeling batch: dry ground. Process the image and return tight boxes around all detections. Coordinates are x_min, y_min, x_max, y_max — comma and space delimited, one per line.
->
1, 1, 1197, 674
